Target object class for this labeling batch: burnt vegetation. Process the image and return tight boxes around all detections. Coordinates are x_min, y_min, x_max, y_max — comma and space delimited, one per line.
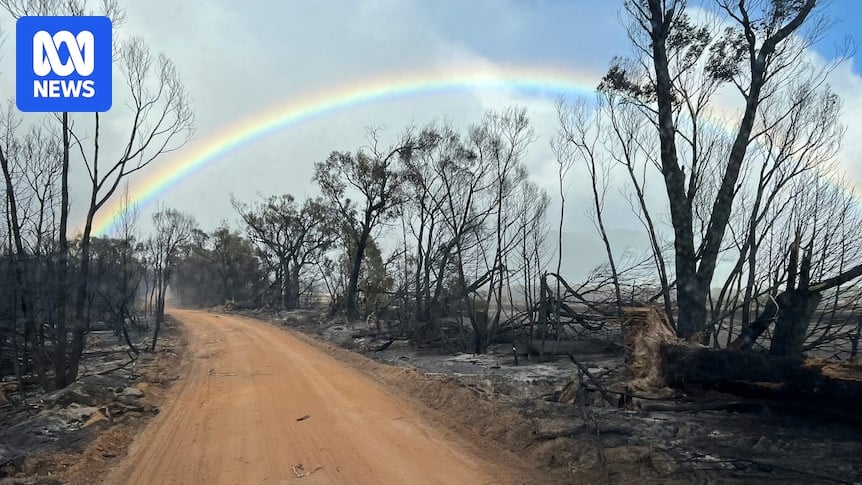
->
2, 0, 861, 387
1, 0, 861, 481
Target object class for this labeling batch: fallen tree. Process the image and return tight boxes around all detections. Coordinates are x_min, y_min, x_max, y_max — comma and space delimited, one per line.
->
620, 307, 862, 423
660, 343, 862, 419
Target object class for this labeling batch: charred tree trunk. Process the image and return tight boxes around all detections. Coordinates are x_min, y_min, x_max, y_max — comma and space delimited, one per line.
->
661, 343, 862, 417
287, 266, 301, 309
472, 310, 488, 355
151, 276, 168, 352
151, 266, 170, 352
641, 0, 816, 339
729, 241, 862, 357
769, 290, 822, 357
345, 224, 372, 320
150, 319, 162, 353
120, 312, 139, 355
277, 259, 288, 310
54, 112, 72, 389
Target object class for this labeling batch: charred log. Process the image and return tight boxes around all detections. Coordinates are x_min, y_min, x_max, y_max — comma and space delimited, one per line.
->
660, 344, 862, 417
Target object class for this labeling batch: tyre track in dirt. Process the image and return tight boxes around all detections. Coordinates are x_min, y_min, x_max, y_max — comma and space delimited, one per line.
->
106, 309, 529, 484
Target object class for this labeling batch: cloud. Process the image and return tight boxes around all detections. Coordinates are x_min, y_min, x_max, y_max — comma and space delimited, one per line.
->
827, 58, 862, 194
1, 1, 858, 280
77, 1, 621, 235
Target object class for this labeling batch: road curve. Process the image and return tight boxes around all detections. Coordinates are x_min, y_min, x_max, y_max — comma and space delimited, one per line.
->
106, 309, 516, 484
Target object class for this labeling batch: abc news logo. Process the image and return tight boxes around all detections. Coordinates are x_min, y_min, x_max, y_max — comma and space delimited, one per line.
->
16, 16, 112, 112
33, 30, 96, 97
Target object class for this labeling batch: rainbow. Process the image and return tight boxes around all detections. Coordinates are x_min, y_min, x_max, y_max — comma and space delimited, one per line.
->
91, 64, 603, 236
91, 64, 862, 237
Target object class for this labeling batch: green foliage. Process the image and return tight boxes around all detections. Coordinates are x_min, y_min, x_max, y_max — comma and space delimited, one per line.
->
314, 149, 405, 236
668, 13, 712, 70
599, 59, 657, 102
705, 26, 748, 82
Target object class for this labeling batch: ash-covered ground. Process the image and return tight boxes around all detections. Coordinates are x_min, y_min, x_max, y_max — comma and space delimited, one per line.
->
253, 308, 862, 484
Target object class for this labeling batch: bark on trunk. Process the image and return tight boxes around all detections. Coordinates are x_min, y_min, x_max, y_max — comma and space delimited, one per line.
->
769, 290, 822, 357
472, 310, 487, 355
645, 0, 699, 338
730, 263, 862, 356
661, 343, 862, 416
345, 227, 371, 320
54, 112, 72, 389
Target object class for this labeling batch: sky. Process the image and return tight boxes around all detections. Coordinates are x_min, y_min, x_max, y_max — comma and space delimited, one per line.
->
1, 0, 860, 280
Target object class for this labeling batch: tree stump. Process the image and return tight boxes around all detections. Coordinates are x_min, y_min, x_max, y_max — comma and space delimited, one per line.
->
621, 307, 678, 390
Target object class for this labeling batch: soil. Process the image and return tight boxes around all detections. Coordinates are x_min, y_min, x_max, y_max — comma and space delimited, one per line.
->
4, 307, 860, 484
0, 322, 186, 485
250, 308, 862, 484
106, 309, 539, 484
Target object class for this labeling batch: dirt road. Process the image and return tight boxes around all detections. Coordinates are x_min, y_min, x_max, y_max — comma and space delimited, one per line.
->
107, 310, 523, 484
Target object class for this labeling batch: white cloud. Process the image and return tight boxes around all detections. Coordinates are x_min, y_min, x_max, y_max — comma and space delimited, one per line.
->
1, 1, 858, 279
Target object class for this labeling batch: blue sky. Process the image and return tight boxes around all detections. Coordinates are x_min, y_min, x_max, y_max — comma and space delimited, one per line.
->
683, 0, 862, 70
821, 0, 862, 69
784, 0, 862, 70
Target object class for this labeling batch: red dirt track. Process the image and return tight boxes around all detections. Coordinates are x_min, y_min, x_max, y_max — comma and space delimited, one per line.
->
106, 309, 521, 484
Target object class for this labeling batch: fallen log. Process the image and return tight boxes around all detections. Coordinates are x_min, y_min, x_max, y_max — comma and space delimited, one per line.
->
350, 329, 393, 339
373, 340, 394, 352
567, 353, 617, 407
223, 299, 259, 311
660, 343, 862, 418
514, 339, 607, 356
